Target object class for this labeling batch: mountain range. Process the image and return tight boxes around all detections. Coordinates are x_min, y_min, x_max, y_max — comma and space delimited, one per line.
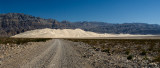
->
0, 13, 160, 37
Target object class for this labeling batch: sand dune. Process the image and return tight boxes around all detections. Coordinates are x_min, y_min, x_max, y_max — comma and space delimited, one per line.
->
12, 28, 153, 38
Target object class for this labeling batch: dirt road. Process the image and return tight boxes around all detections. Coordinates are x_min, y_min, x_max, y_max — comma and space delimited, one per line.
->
0, 39, 91, 68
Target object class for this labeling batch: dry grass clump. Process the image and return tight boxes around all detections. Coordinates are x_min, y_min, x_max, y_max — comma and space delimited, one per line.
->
154, 55, 160, 62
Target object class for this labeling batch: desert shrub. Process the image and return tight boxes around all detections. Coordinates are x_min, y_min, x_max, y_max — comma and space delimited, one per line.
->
148, 44, 155, 51
125, 49, 130, 55
153, 55, 160, 63
100, 45, 105, 49
127, 55, 133, 60
101, 48, 110, 53
92, 46, 96, 49
95, 48, 100, 51
140, 50, 147, 56
143, 56, 149, 60
158, 49, 160, 53
136, 45, 142, 50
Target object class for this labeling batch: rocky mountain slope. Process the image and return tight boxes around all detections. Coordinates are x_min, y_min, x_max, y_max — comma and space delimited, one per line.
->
0, 13, 160, 37
0, 13, 53, 37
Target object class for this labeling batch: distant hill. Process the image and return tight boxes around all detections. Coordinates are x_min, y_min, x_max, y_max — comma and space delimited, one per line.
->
0, 13, 160, 37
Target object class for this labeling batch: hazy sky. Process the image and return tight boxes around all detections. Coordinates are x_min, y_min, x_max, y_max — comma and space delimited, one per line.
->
0, 0, 160, 24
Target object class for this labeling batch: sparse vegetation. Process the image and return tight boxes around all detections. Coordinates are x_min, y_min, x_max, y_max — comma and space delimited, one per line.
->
0, 38, 52, 44
154, 55, 160, 62
67, 39, 160, 63
148, 44, 155, 51
125, 49, 131, 55
101, 48, 110, 53
140, 50, 147, 56
143, 56, 149, 60
127, 55, 133, 60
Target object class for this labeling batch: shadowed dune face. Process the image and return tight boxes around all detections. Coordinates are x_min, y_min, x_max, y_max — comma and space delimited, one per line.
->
12, 28, 153, 38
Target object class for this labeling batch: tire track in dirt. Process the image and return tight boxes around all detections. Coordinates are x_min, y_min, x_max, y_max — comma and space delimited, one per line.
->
0, 39, 92, 68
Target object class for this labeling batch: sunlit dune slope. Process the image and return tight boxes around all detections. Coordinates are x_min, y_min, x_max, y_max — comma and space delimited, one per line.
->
12, 28, 153, 38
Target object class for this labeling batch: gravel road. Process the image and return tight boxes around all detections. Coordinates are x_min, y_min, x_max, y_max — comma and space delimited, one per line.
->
0, 39, 91, 68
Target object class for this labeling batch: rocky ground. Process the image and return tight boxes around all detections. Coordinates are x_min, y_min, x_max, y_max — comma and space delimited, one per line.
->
68, 39, 160, 68
0, 39, 92, 68
0, 39, 160, 68
0, 40, 53, 68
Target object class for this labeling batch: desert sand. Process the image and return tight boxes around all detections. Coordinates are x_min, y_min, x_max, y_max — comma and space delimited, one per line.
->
12, 28, 153, 38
